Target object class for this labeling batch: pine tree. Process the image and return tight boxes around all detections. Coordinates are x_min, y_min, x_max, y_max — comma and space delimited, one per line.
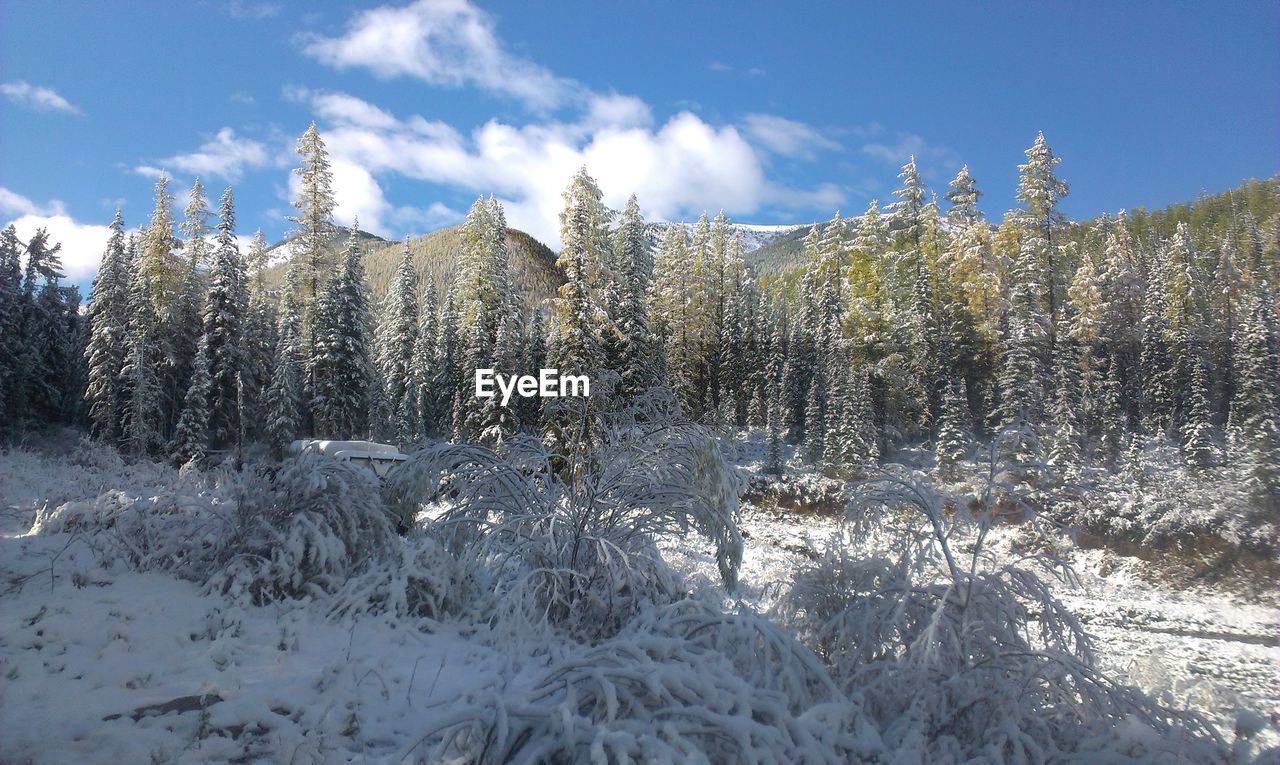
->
290, 123, 337, 416
890, 157, 927, 254
202, 187, 248, 450
1099, 354, 1127, 467
240, 230, 276, 440
1139, 247, 1175, 439
0, 225, 22, 426
551, 168, 609, 386
1047, 321, 1085, 479
1016, 132, 1069, 341
651, 223, 695, 405
435, 287, 464, 440
1000, 246, 1049, 428
266, 266, 305, 457
180, 178, 212, 269
172, 337, 212, 464
377, 240, 419, 441
945, 165, 983, 226
801, 368, 826, 464
85, 211, 131, 441
311, 226, 374, 439
137, 174, 185, 317
765, 380, 785, 477
1182, 355, 1218, 473
410, 275, 440, 436
934, 379, 971, 481
121, 270, 163, 456
454, 196, 519, 437
1211, 232, 1246, 423
904, 255, 939, 432
13, 229, 68, 423
517, 311, 548, 431
611, 194, 653, 399
1228, 282, 1280, 508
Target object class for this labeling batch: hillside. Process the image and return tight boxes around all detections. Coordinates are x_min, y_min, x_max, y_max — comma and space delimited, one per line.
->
749, 174, 1280, 284
362, 226, 562, 314
744, 225, 812, 274
268, 225, 563, 314
643, 221, 807, 274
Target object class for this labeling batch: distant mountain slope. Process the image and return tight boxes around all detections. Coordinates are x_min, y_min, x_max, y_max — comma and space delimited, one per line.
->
643, 221, 807, 273
744, 225, 812, 275
363, 226, 561, 313
267, 225, 562, 314
264, 228, 390, 268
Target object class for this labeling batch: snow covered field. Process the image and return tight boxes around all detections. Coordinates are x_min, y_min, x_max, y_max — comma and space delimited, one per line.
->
663, 505, 1280, 758
1, 439, 1275, 763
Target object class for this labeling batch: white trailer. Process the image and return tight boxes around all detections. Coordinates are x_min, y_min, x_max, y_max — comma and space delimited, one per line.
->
287, 439, 408, 478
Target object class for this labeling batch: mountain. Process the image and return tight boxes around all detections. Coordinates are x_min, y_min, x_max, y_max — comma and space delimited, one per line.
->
264, 228, 390, 268
364, 226, 561, 313
643, 221, 807, 273
267, 225, 563, 314
743, 225, 812, 275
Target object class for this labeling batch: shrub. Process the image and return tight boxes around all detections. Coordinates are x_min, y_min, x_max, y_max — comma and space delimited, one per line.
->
383, 413, 744, 641
776, 466, 1229, 764
210, 453, 401, 605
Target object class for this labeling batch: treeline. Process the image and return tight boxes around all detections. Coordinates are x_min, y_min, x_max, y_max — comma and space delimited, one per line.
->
0, 228, 85, 428
6, 124, 1279, 515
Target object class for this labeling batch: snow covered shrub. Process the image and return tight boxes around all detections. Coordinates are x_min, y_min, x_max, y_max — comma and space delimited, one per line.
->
421, 600, 873, 765
31, 467, 244, 580
383, 410, 744, 641
1052, 440, 1279, 556
639, 598, 842, 713
211, 453, 401, 605
68, 434, 126, 470
328, 531, 460, 621
777, 466, 1229, 764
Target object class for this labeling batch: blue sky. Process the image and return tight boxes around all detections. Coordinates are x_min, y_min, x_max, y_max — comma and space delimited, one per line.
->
2, 0, 1277, 291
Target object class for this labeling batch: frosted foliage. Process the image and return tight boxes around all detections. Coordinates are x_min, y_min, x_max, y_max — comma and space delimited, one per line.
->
383, 412, 744, 639
424, 600, 875, 765
775, 467, 1228, 764
211, 454, 399, 604
33, 474, 235, 579
1055, 439, 1278, 553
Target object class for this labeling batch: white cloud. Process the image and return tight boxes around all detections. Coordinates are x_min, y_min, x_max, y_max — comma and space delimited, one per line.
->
227, 1, 282, 20
1, 187, 113, 283
123, 0, 858, 246
301, 0, 579, 112
136, 127, 270, 182
861, 132, 957, 170
743, 114, 841, 160
294, 89, 808, 245
0, 81, 81, 115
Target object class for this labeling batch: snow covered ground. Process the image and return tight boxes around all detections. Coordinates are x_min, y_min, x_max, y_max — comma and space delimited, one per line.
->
662, 503, 1280, 757
1, 438, 1276, 763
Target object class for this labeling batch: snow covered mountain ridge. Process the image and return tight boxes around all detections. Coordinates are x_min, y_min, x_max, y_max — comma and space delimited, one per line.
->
643, 221, 806, 254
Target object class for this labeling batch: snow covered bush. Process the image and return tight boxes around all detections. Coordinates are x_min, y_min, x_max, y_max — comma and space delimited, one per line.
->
210, 453, 404, 606
383, 413, 744, 641
327, 530, 461, 621
31, 465, 243, 580
419, 599, 875, 765
776, 466, 1229, 764
1050, 439, 1279, 556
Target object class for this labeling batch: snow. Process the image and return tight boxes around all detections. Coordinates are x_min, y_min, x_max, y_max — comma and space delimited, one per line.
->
2, 437, 1275, 762
644, 220, 805, 254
